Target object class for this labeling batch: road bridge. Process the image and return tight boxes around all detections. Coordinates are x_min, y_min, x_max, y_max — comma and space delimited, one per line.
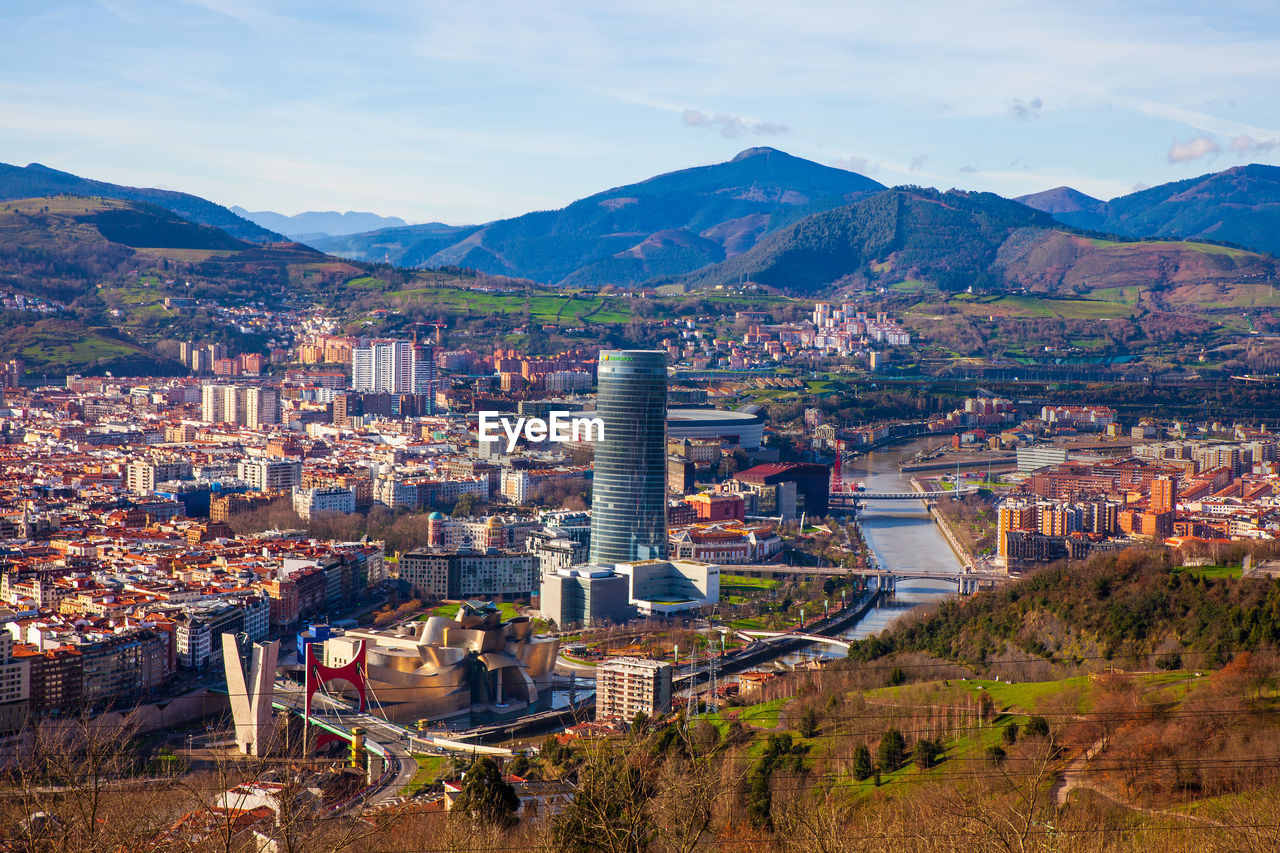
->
829, 486, 977, 511
723, 563, 1003, 595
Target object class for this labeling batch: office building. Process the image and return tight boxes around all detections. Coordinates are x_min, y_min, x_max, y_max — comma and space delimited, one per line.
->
596, 657, 673, 720
1017, 445, 1070, 473
589, 350, 669, 566
731, 462, 830, 520
613, 558, 720, 617
539, 566, 632, 629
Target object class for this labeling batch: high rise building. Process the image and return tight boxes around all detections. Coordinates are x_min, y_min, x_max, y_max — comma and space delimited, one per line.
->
243, 387, 280, 429
201, 384, 228, 423
1151, 474, 1178, 514
589, 350, 668, 566
201, 384, 279, 429
413, 342, 436, 395
351, 339, 427, 395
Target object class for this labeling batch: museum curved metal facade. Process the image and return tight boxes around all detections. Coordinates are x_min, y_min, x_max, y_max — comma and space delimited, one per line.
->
589, 350, 668, 566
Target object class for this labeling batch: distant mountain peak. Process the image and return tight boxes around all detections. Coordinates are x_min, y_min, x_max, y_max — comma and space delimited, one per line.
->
1016, 186, 1107, 215
230, 207, 409, 240
731, 147, 785, 162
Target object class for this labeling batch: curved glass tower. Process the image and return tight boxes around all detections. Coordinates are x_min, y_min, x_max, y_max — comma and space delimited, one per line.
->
589, 350, 668, 566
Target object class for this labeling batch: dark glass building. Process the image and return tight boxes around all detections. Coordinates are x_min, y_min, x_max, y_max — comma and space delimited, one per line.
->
589, 350, 668, 566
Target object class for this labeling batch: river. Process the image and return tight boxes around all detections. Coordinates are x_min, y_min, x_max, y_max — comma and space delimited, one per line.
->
779, 435, 965, 666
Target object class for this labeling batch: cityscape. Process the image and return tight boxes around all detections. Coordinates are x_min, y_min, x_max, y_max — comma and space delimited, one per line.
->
3, 2, 1280, 851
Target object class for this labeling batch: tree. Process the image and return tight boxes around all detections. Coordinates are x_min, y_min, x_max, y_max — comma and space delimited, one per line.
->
877, 727, 905, 773
1024, 715, 1050, 738
452, 493, 479, 518
797, 706, 819, 738
1002, 721, 1019, 745
914, 738, 938, 771
451, 756, 520, 828
552, 742, 654, 853
852, 743, 873, 781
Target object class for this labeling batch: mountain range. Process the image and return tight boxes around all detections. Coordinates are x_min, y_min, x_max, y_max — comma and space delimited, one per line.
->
229, 207, 409, 241
1, 150, 1279, 304
4, 149, 1280, 373
1016, 164, 1280, 256
0, 162, 279, 243
307, 150, 1280, 292
309, 147, 885, 286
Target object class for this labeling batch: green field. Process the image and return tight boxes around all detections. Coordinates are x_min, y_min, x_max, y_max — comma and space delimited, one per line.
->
721, 574, 781, 590
401, 754, 446, 796
1173, 564, 1243, 580
947, 293, 1135, 320
736, 698, 787, 729
389, 287, 634, 325
19, 329, 142, 365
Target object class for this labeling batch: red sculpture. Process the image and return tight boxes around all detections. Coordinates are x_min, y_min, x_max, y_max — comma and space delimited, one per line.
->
304, 639, 368, 724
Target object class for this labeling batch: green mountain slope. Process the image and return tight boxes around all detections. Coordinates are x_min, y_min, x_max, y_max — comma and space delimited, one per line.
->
850, 547, 1280, 670
686, 187, 1057, 291
0, 196, 377, 374
0, 162, 281, 244
685, 186, 1277, 296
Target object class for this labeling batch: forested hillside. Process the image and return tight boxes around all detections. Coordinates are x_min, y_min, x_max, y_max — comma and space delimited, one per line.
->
851, 546, 1280, 672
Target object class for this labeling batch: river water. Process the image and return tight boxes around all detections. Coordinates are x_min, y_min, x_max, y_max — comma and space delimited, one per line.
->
779, 435, 965, 666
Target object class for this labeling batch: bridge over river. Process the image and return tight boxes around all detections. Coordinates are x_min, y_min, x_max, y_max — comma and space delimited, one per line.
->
829, 485, 977, 511
726, 563, 1002, 595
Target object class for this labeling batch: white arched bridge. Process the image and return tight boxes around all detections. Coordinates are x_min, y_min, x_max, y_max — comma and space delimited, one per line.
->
725, 564, 995, 595
736, 630, 852, 650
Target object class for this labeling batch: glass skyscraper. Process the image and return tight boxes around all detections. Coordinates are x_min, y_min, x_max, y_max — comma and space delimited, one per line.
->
589, 350, 668, 566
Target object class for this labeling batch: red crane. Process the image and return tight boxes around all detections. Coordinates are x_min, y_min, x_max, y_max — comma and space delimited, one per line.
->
831, 439, 846, 494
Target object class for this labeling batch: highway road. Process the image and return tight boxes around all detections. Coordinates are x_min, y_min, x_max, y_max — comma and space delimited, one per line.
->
273, 679, 418, 809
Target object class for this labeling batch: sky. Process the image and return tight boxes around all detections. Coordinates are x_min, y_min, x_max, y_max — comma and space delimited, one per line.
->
4, 0, 1280, 225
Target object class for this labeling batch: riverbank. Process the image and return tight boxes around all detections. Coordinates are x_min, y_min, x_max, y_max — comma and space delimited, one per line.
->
900, 454, 1016, 472
910, 477, 974, 568
677, 588, 885, 690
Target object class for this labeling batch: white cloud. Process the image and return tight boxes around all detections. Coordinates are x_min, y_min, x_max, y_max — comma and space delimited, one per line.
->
1230, 134, 1280, 155
1009, 97, 1043, 120
1167, 135, 1221, 163
832, 156, 876, 174
681, 109, 789, 138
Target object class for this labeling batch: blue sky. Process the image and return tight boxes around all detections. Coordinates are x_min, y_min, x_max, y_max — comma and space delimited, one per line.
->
4, 0, 1280, 224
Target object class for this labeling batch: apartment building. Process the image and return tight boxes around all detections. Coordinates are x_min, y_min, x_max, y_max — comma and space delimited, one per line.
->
397, 549, 537, 601
596, 657, 673, 720
237, 458, 303, 492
